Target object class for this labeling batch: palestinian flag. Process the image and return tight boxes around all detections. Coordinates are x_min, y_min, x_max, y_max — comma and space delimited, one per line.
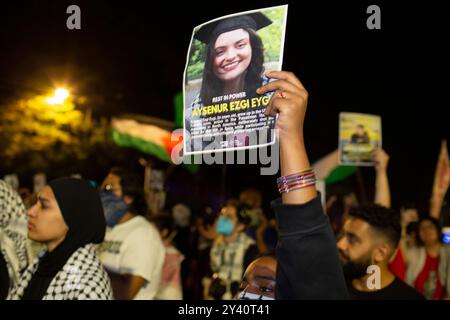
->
430, 140, 450, 218
313, 150, 357, 185
111, 116, 181, 164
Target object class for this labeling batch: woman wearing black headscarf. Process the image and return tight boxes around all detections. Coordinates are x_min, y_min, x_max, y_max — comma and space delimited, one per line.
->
7, 178, 113, 300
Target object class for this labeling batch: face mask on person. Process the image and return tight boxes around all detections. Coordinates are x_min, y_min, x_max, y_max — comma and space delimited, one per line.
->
238, 290, 275, 300
216, 216, 234, 236
99, 191, 128, 227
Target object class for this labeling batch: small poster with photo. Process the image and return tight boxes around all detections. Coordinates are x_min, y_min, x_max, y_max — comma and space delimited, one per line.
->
33, 173, 47, 194
150, 169, 164, 192
4, 174, 19, 191
339, 112, 382, 166
183, 5, 288, 155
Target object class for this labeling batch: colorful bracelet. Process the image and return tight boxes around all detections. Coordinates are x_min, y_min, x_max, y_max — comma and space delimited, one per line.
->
279, 181, 317, 194
277, 171, 316, 185
277, 168, 317, 194
276, 167, 314, 184
278, 179, 316, 193
278, 177, 316, 189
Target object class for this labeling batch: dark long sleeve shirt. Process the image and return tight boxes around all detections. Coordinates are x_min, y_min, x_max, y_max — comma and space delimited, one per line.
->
273, 194, 349, 299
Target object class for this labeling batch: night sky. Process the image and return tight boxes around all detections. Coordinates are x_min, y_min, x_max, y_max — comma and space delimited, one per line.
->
0, 1, 449, 213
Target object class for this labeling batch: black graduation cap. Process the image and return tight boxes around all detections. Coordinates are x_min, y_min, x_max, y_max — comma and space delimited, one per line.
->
194, 12, 272, 44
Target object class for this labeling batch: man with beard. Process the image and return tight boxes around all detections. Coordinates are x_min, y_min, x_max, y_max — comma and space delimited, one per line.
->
337, 204, 424, 299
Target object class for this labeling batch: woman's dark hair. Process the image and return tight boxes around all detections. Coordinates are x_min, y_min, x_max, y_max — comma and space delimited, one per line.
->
152, 214, 175, 234
416, 215, 442, 246
200, 28, 265, 106
109, 167, 148, 215
401, 202, 417, 211
406, 221, 419, 235
236, 204, 252, 227
225, 198, 251, 227
208, 276, 227, 300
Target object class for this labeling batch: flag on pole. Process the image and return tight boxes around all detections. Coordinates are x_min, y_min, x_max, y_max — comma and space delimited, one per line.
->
111, 116, 198, 174
430, 140, 450, 218
111, 117, 178, 163
313, 149, 357, 185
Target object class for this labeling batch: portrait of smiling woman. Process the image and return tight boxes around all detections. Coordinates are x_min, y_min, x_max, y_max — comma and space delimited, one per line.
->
183, 7, 287, 154
191, 12, 272, 108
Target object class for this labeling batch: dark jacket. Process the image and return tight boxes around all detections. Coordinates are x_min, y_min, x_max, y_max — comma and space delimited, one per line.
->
273, 194, 349, 299
0, 251, 9, 299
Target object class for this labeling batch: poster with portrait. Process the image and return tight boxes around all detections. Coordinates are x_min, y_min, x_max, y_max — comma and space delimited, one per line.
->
339, 112, 382, 166
4, 174, 19, 191
33, 173, 47, 194
183, 5, 288, 155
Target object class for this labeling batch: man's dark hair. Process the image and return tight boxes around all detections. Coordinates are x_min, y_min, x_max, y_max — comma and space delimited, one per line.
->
208, 276, 227, 300
349, 204, 401, 249
109, 167, 147, 215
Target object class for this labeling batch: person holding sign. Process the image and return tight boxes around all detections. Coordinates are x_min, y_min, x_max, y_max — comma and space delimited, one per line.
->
263, 71, 424, 299
256, 70, 349, 299
339, 112, 381, 166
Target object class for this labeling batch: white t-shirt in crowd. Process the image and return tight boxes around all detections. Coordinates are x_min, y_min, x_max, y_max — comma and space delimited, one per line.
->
98, 216, 165, 300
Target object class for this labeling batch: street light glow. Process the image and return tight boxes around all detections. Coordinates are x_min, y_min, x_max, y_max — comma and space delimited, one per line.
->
55, 88, 69, 100
47, 88, 70, 105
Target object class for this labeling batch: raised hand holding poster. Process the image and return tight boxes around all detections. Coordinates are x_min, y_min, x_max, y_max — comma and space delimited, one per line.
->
183, 5, 288, 155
